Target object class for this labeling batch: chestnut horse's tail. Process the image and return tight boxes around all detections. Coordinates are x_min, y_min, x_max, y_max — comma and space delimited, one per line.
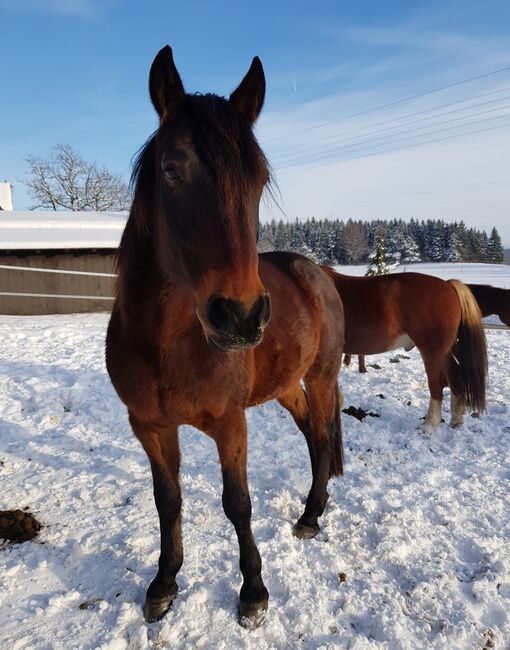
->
447, 279, 488, 413
329, 385, 345, 478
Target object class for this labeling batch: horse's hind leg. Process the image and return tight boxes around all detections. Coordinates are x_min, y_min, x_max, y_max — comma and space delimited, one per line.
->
130, 415, 183, 622
450, 392, 466, 427
278, 383, 314, 470
206, 408, 268, 629
420, 350, 448, 431
293, 375, 343, 539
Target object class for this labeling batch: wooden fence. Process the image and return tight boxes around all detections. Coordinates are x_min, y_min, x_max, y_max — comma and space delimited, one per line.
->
0, 252, 116, 315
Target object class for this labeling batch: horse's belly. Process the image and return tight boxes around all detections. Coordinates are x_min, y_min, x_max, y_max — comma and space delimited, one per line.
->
388, 333, 415, 352
344, 329, 414, 355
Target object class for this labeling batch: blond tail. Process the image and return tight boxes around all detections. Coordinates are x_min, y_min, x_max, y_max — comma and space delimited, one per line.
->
447, 279, 488, 413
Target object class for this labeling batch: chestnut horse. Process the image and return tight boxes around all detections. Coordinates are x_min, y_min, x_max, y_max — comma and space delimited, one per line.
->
345, 281, 509, 374
467, 284, 510, 327
321, 269, 487, 429
106, 46, 345, 629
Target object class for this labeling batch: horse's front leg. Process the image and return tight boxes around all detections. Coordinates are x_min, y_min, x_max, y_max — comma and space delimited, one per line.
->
129, 415, 183, 622
207, 409, 269, 629
293, 377, 341, 539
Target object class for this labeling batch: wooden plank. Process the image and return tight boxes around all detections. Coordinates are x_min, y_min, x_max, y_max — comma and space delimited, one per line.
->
0, 253, 117, 314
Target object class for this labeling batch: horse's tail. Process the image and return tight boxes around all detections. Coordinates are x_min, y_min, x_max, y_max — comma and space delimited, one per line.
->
446, 279, 488, 413
329, 385, 344, 478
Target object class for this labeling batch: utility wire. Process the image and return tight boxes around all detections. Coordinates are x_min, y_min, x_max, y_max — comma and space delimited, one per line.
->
271, 101, 510, 166
276, 117, 510, 174
267, 85, 510, 160
263, 64, 510, 144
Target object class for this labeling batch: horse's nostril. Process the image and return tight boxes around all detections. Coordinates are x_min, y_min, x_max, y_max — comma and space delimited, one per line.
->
207, 296, 235, 333
250, 294, 271, 329
206, 294, 270, 341
260, 294, 271, 327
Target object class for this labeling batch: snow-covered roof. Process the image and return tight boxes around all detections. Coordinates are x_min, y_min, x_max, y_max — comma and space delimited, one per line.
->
0, 210, 127, 250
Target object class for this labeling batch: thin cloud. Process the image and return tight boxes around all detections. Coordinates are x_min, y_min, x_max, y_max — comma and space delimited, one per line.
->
0, 0, 100, 18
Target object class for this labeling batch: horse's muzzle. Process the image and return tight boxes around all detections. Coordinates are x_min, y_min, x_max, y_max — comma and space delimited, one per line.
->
206, 293, 271, 351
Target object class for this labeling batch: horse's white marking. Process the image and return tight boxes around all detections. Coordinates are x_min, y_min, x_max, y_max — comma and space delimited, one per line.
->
450, 393, 465, 428
389, 333, 415, 352
423, 398, 442, 431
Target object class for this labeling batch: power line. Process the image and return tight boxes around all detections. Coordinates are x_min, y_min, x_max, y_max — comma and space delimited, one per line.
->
271, 100, 510, 166
276, 118, 510, 175
267, 85, 510, 160
263, 64, 510, 145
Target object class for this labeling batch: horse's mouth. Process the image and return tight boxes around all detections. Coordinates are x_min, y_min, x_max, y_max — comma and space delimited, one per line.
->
207, 330, 265, 352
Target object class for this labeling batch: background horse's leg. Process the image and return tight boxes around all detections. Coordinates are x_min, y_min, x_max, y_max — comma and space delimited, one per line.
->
450, 391, 466, 427
129, 416, 183, 622
343, 353, 352, 367
420, 350, 448, 431
207, 409, 268, 629
293, 375, 341, 539
358, 354, 367, 373
278, 383, 313, 470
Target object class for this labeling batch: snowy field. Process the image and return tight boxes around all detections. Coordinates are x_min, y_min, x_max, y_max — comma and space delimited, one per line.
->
0, 264, 509, 649
335, 261, 510, 286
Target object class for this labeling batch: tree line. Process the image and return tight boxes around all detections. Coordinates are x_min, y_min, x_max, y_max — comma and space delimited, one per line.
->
22, 144, 506, 267
259, 218, 505, 265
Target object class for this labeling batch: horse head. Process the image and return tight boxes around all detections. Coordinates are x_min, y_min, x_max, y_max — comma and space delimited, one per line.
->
135, 46, 271, 350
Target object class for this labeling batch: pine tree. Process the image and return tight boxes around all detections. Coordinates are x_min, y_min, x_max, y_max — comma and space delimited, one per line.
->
385, 224, 404, 268
445, 227, 463, 262
401, 235, 421, 264
366, 233, 391, 276
298, 243, 321, 263
487, 227, 504, 263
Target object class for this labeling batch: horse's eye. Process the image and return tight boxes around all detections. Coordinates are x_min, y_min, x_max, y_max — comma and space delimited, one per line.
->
163, 166, 182, 183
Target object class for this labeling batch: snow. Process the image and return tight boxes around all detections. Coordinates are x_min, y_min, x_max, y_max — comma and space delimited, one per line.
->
0, 266, 510, 649
334, 261, 510, 288
0, 211, 127, 250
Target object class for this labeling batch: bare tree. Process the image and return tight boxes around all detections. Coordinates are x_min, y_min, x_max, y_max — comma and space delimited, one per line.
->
23, 144, 130, 211
339, 219, 369, 264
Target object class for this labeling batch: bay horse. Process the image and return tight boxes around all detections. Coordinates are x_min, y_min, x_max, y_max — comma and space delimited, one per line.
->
106, 46, 345, 629
321, 269, 487, 429
467, 284, 510, 327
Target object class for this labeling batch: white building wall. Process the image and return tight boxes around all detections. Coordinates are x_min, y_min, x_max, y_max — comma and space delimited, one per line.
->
0, 183, 13, 210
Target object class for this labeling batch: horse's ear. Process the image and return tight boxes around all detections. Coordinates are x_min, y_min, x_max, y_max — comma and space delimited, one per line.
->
229, 57, 265, 124
149, 45, 185, 122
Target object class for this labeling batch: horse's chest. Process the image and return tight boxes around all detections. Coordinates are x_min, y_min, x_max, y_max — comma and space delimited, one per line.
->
155, 345, 251, 425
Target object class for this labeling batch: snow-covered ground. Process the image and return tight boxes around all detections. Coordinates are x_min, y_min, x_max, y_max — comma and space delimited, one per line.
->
335, 261, 510, 287
1, 265, 510, 649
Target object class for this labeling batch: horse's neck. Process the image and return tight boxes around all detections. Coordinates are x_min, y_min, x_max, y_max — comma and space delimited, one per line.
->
493, 288, 509, 315
118, 252, 196, 339
472, 286, 506, 317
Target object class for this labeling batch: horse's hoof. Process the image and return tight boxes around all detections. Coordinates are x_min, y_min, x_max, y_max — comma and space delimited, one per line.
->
143, 593, 176, 622
292, 521, 319, 539
238, 598, 268, 629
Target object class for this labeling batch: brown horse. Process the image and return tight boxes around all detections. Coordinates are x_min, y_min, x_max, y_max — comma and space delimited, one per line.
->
106, 46, 345, 629
467, 284, 510, 327
345, 281, 509, 374
322, 269, 487, 430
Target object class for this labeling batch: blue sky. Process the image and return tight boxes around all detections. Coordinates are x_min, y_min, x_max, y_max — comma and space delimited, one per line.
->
1, 0, 510, 241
